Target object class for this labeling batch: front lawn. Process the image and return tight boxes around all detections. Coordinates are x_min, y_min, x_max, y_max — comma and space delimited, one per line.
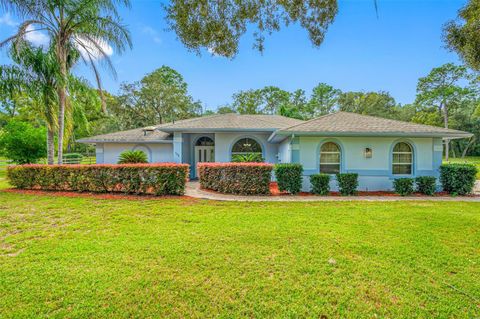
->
0, 192, 479, 318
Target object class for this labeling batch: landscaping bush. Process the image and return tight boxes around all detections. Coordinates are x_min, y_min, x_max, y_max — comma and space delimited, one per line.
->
118, 150, 148, 164
63, 153, 84, 164
7, 163, 189, 195
415, 176, 437, 196
231, 153, 264, 163
274, 163, 303, 194
310, 174, 330, 195
0, 120, 46, 164
440, 163, 478, 195
198, 162, 273, 195
336, 173, 358, 196
393, 178, 414, 196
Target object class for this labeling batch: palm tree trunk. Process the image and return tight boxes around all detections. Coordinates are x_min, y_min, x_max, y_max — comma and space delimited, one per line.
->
47, 128, 55, 165
57, 86, 66, 164
443, 103, 449, 161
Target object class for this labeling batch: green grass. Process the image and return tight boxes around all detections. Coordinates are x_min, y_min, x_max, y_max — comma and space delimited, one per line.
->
0, 192, 479, 318
444, 156, 480, 179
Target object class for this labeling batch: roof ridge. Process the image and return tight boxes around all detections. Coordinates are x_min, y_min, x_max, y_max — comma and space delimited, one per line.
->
280, 112, 338, 131
156, 114, 225, 128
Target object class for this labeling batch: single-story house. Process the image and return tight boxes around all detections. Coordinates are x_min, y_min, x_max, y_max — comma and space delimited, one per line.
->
78, 112, 473, 191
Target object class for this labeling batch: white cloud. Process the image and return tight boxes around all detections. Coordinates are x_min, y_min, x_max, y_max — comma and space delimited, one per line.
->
142, 26, 161, 44
0, 13, 17, 27
25, 25, 49, 47
75, 36, 113, 61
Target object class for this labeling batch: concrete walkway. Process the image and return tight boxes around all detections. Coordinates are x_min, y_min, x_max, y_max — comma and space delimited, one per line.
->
185, 181, 480, 202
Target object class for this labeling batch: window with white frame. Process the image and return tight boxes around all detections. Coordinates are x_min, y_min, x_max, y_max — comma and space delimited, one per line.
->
320, 142, 341, 174
392, 142, 413, 175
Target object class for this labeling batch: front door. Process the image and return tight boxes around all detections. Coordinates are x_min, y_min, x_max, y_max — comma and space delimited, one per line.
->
194, 146, 215, 177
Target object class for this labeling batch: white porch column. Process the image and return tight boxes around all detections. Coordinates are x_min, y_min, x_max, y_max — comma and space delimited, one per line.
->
173, 132, 183, 163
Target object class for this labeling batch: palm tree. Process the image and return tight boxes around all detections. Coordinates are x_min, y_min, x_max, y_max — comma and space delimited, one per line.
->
1, 0, 131, 163
0, 44, 59, 164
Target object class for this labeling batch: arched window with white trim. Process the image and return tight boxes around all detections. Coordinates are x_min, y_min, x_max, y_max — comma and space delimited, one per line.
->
392, 142, 413, 175
231, 137, 263, 162
320, 142, 341, 174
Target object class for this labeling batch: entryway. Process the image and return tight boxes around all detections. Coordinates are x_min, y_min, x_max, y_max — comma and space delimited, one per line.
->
194, 136, 215, 177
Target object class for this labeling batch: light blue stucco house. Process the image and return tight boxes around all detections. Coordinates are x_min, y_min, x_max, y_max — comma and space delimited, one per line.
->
78, 112, 472, 191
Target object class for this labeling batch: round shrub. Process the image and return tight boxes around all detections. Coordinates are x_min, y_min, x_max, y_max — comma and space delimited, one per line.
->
274, 163, 303, 194
118, 150, 148, 164
336, 173, 358, 196
415, 176, 436, 196
63, 153, 84, 164
393, 178, 414, 196
440, 164, 477, 195
310, 174, 330, 195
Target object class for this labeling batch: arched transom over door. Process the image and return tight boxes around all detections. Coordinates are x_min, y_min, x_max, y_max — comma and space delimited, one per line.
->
231, 137, 263, 162
194, 137, 215, 177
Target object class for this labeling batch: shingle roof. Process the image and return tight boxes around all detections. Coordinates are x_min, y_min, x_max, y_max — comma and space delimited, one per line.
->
77, 127, 171, 143
157, 114, 304, 131
77, 114, 304, 143
275, 112, 472, 138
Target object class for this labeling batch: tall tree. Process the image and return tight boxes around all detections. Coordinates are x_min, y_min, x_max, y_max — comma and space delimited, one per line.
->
306, 83, 341, 117
1, 0, 132, 163
415, 63, 472, 160
164, 0, 338, 58
0, 44, 59, 164
232, 89, 264, 114
109, 66, 201, 129
337, 91, 398, 119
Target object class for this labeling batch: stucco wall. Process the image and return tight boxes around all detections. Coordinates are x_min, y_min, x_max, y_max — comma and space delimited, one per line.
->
278, 138, 291, 164
214, 132, 279, 163
98, 143, 173, 164
292, 136, 440, 191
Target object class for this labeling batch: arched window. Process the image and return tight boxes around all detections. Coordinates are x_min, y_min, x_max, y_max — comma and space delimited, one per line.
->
392, 142, 413, 175
195, 136, 214, 146
320, 142, 341, 174
231, 137, 263, 161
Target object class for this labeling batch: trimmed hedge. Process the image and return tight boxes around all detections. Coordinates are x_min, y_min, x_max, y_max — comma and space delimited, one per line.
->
198, 162, 273, 195
7, 163, 189, 195
440, 163, 477, 195
393, 178, 414, 196
336, 173, 358, 196
310, 174, 330, 195
274, 163, 303, 194
415, 176, 436, 196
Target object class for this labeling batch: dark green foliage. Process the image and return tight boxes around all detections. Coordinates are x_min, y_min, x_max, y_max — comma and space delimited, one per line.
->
336, 173, 358, 196
198, 163, 273, 195
63, 153, 83, 164
118, 150, 148, 164
415, 176, 437, 196
231, 153, 264, 163
165, 1, 338, 58
274, 163, 303, 194
440, 164, 477, 195
393, 178, 415, 196
7, 164, 189, 196
310, 174, 330, 195
0, 121, 46, 164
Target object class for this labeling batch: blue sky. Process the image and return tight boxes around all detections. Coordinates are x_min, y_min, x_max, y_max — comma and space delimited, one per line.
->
0, 0, 466, 111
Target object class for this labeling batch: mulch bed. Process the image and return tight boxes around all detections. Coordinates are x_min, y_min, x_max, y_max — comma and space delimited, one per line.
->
2, 188, 196, 201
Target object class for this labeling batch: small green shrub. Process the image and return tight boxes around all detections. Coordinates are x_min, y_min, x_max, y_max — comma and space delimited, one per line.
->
231, 153, 264, 162
118, 150, 148, 164
415, 176, 436, 195
310, 174, 330, 195
63, 153, 83, 164
440, 164, 477, 195
198, 163, 273, 195
7, 164, 189, 195
336, 173, 358, 196
274, 163, 303, 194
393, 178, 414, 196
0, 120, 46, 164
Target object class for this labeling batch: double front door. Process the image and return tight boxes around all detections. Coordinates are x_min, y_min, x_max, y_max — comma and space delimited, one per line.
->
194, 146, 214, 177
